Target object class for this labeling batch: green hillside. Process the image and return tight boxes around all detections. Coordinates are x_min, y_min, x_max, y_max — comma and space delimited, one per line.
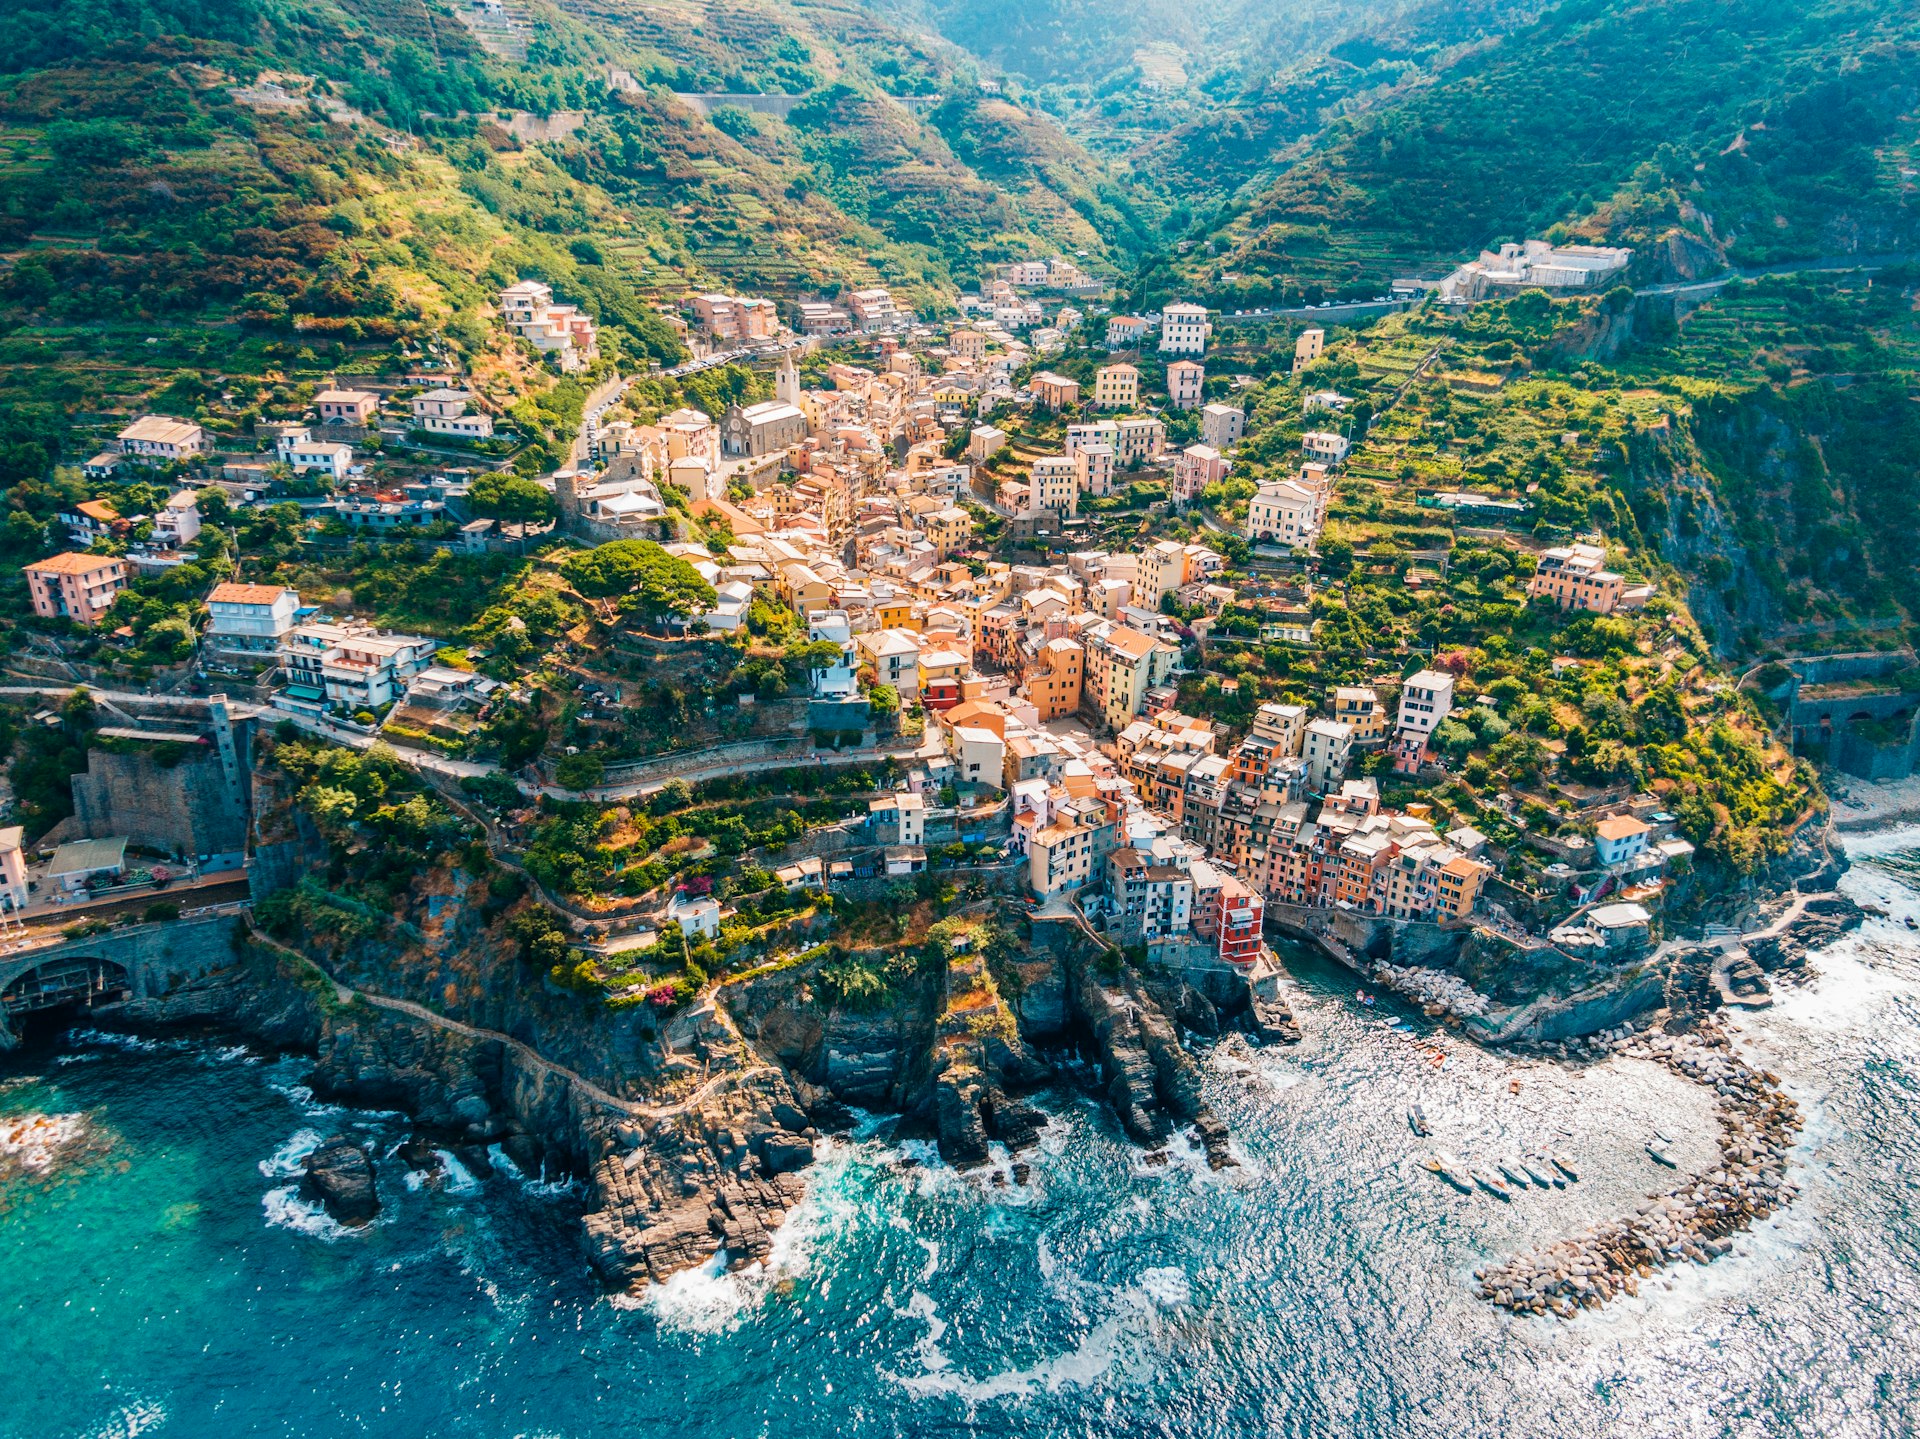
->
0, 0, 1153, 490
1140, 0, 1920, 305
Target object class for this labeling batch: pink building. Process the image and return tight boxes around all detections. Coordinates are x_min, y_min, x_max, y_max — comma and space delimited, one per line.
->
25, 552, 128, 626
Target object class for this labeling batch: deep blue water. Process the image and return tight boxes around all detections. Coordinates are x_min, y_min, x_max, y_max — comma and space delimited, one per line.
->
6, 837, 1920, 1439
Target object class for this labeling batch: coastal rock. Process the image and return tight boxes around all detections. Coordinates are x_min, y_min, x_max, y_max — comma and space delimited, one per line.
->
1192, 1110, 1235, 1170
933, 1070, 993, 1167
984, 1095, 1048, 1153
1246, 987, 1302, 1044
302, 1137, 380, 1226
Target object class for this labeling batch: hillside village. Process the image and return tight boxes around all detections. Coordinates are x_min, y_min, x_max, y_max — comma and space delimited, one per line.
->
0, 0, 1910, 1365
4, 244, 1813, 1039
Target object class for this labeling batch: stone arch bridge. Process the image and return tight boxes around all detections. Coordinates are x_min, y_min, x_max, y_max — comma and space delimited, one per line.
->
0, 911, 248, 1042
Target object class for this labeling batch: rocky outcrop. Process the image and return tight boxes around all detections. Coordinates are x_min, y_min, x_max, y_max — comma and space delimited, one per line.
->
582, 1067, 816, 1284
1745, 894, 1865, 973
303, 1137, 379, 1226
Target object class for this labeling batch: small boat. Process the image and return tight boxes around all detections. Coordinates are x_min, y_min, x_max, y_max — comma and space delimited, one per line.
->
1521, 1156, 1558, 1189
1497, 1156, 1533, 1189
1357, 991, 1375, 1007
1408, 1104, 1431, 1137
1906, 915, 1917, 931
1551, 1152, 1580, 1182
1425, 1151, 1473, 1191
1647, 1142, 1677, 1168
1472, 1166, 1514, 1200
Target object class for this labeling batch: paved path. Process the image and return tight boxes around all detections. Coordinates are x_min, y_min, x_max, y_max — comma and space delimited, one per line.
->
251, 931, 778, 1121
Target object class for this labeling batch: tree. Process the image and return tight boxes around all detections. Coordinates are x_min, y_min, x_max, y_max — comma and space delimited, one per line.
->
471, 472, 557, 525
559, 540, 716, 621
554, 753, 605, 790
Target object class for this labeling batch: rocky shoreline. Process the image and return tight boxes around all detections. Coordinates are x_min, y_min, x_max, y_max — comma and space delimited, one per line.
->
1476, 1018, 1802, 1319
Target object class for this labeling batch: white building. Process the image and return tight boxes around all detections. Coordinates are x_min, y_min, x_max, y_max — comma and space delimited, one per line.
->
153, 490, 202, 547
1159, 302, 1210, 355
277, 430, 353, 481
1302, 430, 1351, 465
204, 581, 301, 660
411, 389, 495, 439
1396, 670, 1456, 742
1245, 477, 1324, 549
117, 415, 207, 462
1303, 718, 1355, 793
280, 622, 436, 713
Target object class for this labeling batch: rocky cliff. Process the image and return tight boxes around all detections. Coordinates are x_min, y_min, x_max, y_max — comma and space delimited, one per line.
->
105, 760, 1277, 1290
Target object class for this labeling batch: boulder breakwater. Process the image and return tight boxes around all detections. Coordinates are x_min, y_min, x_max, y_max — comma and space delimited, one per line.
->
1475, 1017, 1802, 1318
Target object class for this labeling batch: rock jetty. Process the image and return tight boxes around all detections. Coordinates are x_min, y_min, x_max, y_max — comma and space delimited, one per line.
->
1475, 1020, 1801, 1318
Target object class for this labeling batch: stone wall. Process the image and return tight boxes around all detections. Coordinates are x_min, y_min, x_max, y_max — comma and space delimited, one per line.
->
68, 743, 250, 859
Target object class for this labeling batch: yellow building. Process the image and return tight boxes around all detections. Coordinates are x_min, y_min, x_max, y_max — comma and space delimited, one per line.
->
1093, 363, 1139, 409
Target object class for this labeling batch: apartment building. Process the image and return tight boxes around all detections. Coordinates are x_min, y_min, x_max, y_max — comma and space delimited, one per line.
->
117, 415, 207, 462
1333, 686, 1387, 744
1084, 624, 1179, 730
1302, 430, 1351, 465
1166, 358, 1205, 409
315, 388, 380, 425
1303, 718, 1355, 793
690, 293, 779, 342
1527, 542, 1654, 614
1030, 456, 1080, 518
1073, 444, 1116, 498
1030, 372, 1081, 409
24, 552, 127, 626
1029, 797, 1119, 899
1094, 363, 1138, 409
1245, 477, 1322, 549
204, 581, 301, 661
1293, 328, 1324, 373
1023, 637, 1084, 720
848, 288, 903, 332
1170, 445, 1228, 506
1112, 416, 1167, 466
1200, 404, 1245, 450
281, 622, 436, 712
1159, 302, 1210, 355
411, 389, 495, 439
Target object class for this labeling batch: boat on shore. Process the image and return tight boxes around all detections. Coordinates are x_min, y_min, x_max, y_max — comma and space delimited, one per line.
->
1647, 1142, 1676, 1168
1551, 1152, 1580, 1182
1409, 1104, 1431, 1137
1497, 1156, 1533, 1189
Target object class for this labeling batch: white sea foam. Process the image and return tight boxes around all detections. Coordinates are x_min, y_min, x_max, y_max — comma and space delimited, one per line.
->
1134, 1265, 1191, 1306
257, 1128, 325, 1179
81, 1400, 168, 1439
0, 1110, 87, 1172
64, 1028, 178, 1055
888, 1264, 1178, 1401
436, 1148, 482, 1196
261, 1184, 359, 1241
267, 1080, 347, 1120
485, 1142, 581, 1198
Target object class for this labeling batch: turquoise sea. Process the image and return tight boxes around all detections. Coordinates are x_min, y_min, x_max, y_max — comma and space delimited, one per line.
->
5, 835, 1920, 1438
